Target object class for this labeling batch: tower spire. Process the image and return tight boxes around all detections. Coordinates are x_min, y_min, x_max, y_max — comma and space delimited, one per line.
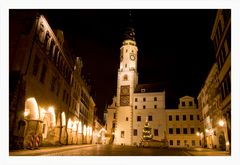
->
123, 10, 135, 41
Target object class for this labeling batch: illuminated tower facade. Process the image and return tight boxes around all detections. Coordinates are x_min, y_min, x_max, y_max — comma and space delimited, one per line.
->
114, 20, 138, 145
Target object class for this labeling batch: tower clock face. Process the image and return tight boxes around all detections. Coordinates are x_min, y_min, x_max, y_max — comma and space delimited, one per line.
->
130, 54, 135, 61
120, 85, 130, 95
120, 96, 130, 106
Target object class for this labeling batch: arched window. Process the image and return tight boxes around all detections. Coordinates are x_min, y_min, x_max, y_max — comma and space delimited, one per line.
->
123, 74, 128, 81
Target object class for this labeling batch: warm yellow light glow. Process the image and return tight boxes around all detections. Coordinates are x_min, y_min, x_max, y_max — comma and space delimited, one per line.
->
83, 125, 87, 136
24, 111, 29, 117
39, 108, 46, 120
226, 141, 230, 146
72, 122, 77, 132
25, 97, 39, 120
218, 120, 224, 127
205, 129, 209, 133
48, 106, 56, 127
196, 132, 200, 136
78, 121, 82, 133
61, 112, 66, 126
89, 127, 92, 136
68, 119, 72, 129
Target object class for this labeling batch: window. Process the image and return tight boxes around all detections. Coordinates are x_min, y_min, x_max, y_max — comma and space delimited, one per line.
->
169, 115, 172, 121
192, 140, 195, 146
177, 140, 180, 146
133, 129, 137, 136
112, 123, 115, 128
197, 115, 200, 120
123, 74, 128, 81
141, 89, 146, 93
190, 115, 193, 120
40, 64, 47, 83
182, 101, 185, 107
32, 55, 40, 76
183, 128, 188, 134
170, 140, 173, 146
176, 115, 179, 121
154, 105, 157, 109
176, 128, 180, 134
154, 129, 158, 136
183, 115, 186, 121
169, 128, 173, 134
148, 116, 152, 121
137, 116, 141, 122
143, 98, 146, 102
135, 98, 138, 102
143, 105, 146, 109
154, 97, 157, 101
189, 101, 193, 106
135, 106, 137, 109
121, 131, 124, 138
190, 128, 195, 134
126, 117, 128, 121
125, 64, 127, 68
113, 113, 116, 119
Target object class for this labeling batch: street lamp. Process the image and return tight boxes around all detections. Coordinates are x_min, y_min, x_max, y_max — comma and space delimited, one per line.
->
218, 120, 224, 127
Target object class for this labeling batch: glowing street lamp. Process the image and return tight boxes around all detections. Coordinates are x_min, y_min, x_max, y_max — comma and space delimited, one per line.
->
196, 132, 200, 136
218, 120, 224, 127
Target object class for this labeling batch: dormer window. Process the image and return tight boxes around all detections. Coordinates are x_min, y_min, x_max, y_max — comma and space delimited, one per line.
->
182, 101, 185, 107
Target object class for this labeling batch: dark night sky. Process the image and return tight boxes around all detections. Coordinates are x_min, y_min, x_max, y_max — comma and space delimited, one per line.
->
38, 9, 217, 121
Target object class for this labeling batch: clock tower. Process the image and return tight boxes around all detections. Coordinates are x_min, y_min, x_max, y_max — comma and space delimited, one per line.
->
114, 16, 138, 145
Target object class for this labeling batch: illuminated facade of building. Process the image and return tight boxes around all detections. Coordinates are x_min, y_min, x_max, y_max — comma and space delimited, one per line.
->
198, 9, 231, 152
166, 96, 201, 148
9, 12, 96, 149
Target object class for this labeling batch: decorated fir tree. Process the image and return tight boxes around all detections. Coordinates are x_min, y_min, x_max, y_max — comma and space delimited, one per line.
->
142, 117, 153, 141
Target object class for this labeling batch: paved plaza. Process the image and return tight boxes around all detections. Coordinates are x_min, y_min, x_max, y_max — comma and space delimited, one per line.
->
9, 144, 230, 156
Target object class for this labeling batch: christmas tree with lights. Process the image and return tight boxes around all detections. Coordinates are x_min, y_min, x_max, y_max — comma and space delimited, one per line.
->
142, 117, 153, 141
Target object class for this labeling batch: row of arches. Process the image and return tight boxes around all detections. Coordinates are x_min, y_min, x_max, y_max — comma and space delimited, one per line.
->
20, 97, 92, 149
